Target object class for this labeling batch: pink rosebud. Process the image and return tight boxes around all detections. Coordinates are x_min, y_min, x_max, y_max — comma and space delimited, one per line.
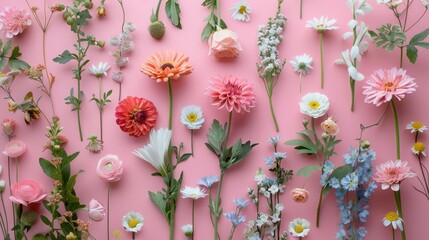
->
321, 117, 339, 136
10, 179, 46, 206
89, 199, 105, 221
96, 154, 124, 183
291, 188, 309, 203
208, 29, 243, 58
2, 140, 26, 158
2, 118, 15, 137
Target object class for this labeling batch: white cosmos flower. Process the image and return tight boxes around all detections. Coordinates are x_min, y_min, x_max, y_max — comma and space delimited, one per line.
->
289, 218, 311, 237
90, 62, 110, 78
132, 128, 171, 176
230, 0, 252, 22
383, 211, 403, 231
299, 92, 330, 118
290, 54, 313, 76
180, 186, 207, 200
181, 105, 205, 130
306, 16, 339, 32
122, 211, 144, 233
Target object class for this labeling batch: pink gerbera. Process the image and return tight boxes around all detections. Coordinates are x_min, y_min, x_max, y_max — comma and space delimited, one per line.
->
0, 6, 32, 38
206, 75, 256, 113
363, 68, 417, 106
373, 160, 416, 191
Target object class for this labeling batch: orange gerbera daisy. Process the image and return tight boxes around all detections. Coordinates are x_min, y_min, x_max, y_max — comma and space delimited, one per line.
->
140, 50, 193, 83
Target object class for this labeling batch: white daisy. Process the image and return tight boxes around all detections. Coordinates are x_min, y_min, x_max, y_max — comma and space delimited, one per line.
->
122, 211, 144, 233
383, 211, 403, 231
90, 62, 110, 78
299, 92, 330, 118
180, 105, 205, 130
230, 0, 252, 22
181, 224, 193, 237
412, 142, 426, 157
406, 121, 428, 133
290, 54, 313, 76
289, 218, 311, 237
306, 16, 339, 32
180, 186, 207, 200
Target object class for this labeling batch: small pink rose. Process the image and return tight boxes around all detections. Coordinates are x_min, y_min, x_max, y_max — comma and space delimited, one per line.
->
10, 179, 46, 206
208, 29, 243, 58
3, 140, 26, 158
291, 188, 309, 203
89, 199, 105, 221
96, 154, 124, 183
2, 118, 15, 137
321, 117, 339, 136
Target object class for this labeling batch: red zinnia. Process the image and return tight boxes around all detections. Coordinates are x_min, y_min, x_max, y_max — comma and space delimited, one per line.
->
115, 96, 158, 137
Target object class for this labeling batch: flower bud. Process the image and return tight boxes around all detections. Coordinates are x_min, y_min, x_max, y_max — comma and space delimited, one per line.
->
66, 17, 75, 25
84, 0, 94, 9
181, 224, 193, 238
148, 21, 165, 40
21, 210, 38, 226
97, 41, 105, 48
321, 132, 329, 141
7, 100, 18, 112
96, 6, 107, 16
0, 180, 5, 192
302, 118, 309, 128
360, 140, 370, 149
63, 11, 71, 21
2, 118, 15, 137
88, 199, 105, 221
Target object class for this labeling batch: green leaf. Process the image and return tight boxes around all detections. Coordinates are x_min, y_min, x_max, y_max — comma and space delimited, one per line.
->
206, 119, 227, 154
165, 0, 182, 29
53, 50, 74, 64
415, 42, 429, 49
76, 9, 92, 26
329, 164, 354, 181
409, 28, 429, 45
40, 215, 51, 227
297, 165, 323, 178
0, 58, 7, 72
61, 151, 79, 169
370, 24, 406, 52
201, 22, 214, 41
406, 45, 418, 64
148, 191, 168, 220
3, 40, 12, 55
8, 59, 30, 70
178, 153, 192, 163
39, 158, 60, 180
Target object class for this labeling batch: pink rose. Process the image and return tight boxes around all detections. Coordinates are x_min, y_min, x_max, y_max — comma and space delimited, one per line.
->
208, 29, 243, 58
3, 140, 26, 158
291, 188, 309, 203
10, 179, 46, 206
2, 118, 15, 137
89, 199, 105, 221
321, 117, 339, 136
96, 154, 124, 183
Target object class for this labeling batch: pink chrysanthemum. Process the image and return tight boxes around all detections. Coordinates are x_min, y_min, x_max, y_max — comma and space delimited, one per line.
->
206, 75, 256, 113
363, 68, 417, 106
0, 7, 32, 38
373, 160, 416, 191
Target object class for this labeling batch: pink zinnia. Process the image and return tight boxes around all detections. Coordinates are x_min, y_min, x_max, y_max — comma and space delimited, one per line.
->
0, 6, 32, 38
206, 75, 256, 113
363, 68, 417, 106
373, 160, 416, 191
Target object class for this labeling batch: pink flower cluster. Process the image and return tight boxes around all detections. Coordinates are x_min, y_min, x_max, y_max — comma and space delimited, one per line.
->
0, 6, 32, 38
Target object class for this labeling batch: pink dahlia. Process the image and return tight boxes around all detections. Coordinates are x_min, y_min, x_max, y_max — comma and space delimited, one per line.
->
373, 160, 417, 191
0, 6, 32, 38
206, 75, 256, 113
363, 68, 417, 106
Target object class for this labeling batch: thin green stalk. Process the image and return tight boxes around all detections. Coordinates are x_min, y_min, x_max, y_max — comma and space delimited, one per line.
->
268, 91, 280, 132
132, 232, 135, 240
225, 111, 233, 147
390, 101, 400, 159
394, 190, 406, 240
213, 171, 225, 240
7, 156, 15, 238
155, 0, 163, 19
0, 194, 9, 237
191, 130, 194, 156
299, 74, 302, 94
192, 200, 195, 240
319, 32, 324, 89
315, 185, 323, 227
15, 158, 18, 183
167, 78, 175, 240
99, 77, 103, 142
216, 0, 221, 28
350, 77, 355, 112
107, 184, 111, 240
168, 79, 173, 130
300, 0, 303, 19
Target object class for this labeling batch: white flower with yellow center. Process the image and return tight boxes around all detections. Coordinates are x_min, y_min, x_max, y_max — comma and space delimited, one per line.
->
289, 218, 311, 237
181, 105, 205, 130
406, 121, 428, 133
230, 0, 252, 22
180, 186, 207, 200
383, 211, 403, 231
299, 92, 330, 118
306, 16, 339, 32
412, 142, 426, 157
122, 211, 144, 233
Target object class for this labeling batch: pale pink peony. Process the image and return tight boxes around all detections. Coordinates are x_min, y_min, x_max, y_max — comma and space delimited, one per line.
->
2, 140, 26, 158
2, 118, 15, 137
0, 6, 32, 38
10, 179, 46, 206
373, 160, 417, 191
206, 75, 256, 113
291, 188, 309, 203
96, 154, 124, 183
89, 199, 106, 221
208, 29, 243, 58
363, 68, 417, 106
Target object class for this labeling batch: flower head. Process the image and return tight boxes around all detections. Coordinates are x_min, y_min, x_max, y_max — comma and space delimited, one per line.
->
181, 105, 205, 130
10, 179, 46, 206
90, 62, 110, 78
115, 96, 158, 137
268, 136, 281, 146
383, 211, 403, 230
0, 6, 32, 38
2, 118, 15, 137
406, 121, 427, 133
208, 29, 243, 58
3, 140, 26, 158
230, 0, 252, 22
180, 186, 207, 200
86, 134, 103, 153
306, 16, 339, 32
122, 211, 144, 233
423, 0, 429, 8
112, 71, 123, 83
198, 176, 219, 188
299, 92, 330, 118
233, 198, 249, 209
140, 50, 193, 83
321, 117, 339, 136
363, 68, 417, 106
88, 199, 105, 221
290, 54, 313, 76
289, 218, 311, 237
206, 75, 256, 113
373, 160, 417, 191
181, 224, 193, 238
224, 212, 246, 227
341, 172, 359, 191
412, 142, 426, 157
291, 188, 310, 203
132, 128, 171, 176
96, 154, 124, 183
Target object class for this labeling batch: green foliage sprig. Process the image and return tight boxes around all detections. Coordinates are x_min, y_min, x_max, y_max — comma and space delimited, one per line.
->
201, 0, 227, 41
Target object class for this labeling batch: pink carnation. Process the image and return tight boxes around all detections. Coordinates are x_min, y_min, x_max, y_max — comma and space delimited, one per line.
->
363, 68, 417, 106
0, 6, 32, 38
10, 179, 46, 206
206, 75, 256, 113
373, 160, 417, 191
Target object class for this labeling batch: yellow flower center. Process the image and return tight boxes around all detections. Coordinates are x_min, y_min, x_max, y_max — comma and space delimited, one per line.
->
412, 121, 423, 130
128, 218, 139, 228
239, 5, 247, 14
294, 224, 304, 233
414, 142, 425, 152
383, 81, 396, 92
316, 23, 326, 29
104, 162, 113, 170
385, 211, 399, 221
187, 113, 198, 123
0, 73, 6, 77
308, 101, 320, 109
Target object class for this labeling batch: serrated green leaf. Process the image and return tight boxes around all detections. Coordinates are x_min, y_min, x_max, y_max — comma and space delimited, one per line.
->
297, 165, 323, 178
149, 191, 168, 220
53, 50, 74, 64
8, 59, 30, 70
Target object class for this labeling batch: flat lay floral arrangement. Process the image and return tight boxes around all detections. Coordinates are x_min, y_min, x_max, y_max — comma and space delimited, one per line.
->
0, 0, 428, 240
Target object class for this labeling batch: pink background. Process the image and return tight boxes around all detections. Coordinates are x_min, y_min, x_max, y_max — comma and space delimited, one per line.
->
1, 0, 429, 239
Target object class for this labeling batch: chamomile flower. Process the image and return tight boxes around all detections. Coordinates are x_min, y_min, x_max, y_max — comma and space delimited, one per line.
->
299, 92, 330, 118
90, 62, 110, 78
180, 105, 205, 130
383, 211, 403, 231
290, 54, 313, 93
406, 121, 428, 133
412, 142, 426, 157
306, 16, 339, 32
230, 0, 252, 22
289, 218, 311, 237
122, 211, 144, 233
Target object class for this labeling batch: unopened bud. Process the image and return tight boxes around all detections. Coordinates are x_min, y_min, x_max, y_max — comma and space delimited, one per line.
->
360, 140, 370, 149
148, 21, 165, 40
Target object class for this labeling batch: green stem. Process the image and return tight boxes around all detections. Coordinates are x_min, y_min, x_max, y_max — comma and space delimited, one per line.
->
118, 82, 122, 101
390, 100, 400, 159
155, 0, 163, 19
216, 0, 221, 28
99, 77, 103, 142
299, 73, 302, 94
168, 79, 173, 130
225, 111, 233, 147
77, 104, 83, 142
316, 185, 323, 228
394, 190, 406, 240
268, 93, 280, 132
107, 184, 111, 240
300, 0, 303, 19
319, 32, 324, 89
191, 130, 194, 156
350, 77, 355, 112
192, 200, 195, 240
213, 171, 225, 240
0, 194, 9, 237
399, 47, 403, 69
167, 78, 175, 240
132, 232, 135, 240
15, 158, 18, 183
7, 156, 15, 239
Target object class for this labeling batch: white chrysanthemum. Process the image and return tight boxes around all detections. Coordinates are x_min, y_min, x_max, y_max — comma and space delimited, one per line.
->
180, 186, 207, 200
290, 54, 313, 76
306, 16, 339, 32
289, 218, 311, 237
383, 211, 403, 231
122, 211, 144, 233
181, 224, 193, 237
406, 121, 428, 133
299, 92, 330, 118
230, 0, 252, 22
181, 105, 205, 130
89, 62, 110, 78
132, 128, 171, 176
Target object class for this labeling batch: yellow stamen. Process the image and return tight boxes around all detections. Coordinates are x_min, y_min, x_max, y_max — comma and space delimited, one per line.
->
308, 101, 320, 110
128, 218, 139, 228
385, 211, 399, 222
187, 113, 198, 123
238, 5, 247, 14
295, 224, 304, 233
412, 121, 423, 130
414, 142, 425, 152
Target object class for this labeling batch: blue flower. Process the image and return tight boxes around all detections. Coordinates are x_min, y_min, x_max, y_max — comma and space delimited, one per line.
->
224, 212, 246, 227
268, 136, 281, 145
341, 172, 359, 191
357, 227, 367, 239
233, 198, 249, 209
344, 147, 359, 165
323, 161, 335, 175
329, 177, 341, 189
359, 209, 369, 222
264, 157, 275, 168
198, 176, 219, 188
273, 152, 286, 159
364, 181, 377, 198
